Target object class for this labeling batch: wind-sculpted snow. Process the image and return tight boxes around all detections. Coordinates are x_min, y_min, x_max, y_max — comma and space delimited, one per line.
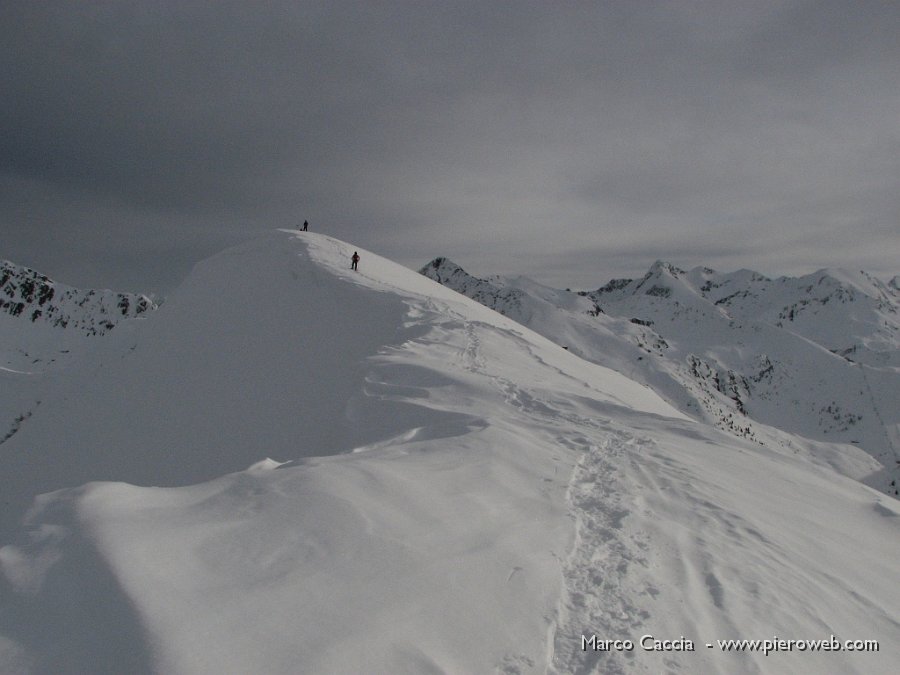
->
422, 257, 900, 496
1, 232, 898, 674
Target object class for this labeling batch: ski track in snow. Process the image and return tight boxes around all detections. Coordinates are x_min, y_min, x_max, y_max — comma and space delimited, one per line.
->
548, 431, 639, 675
455, 330, 654, 674
351, 262, 679, 674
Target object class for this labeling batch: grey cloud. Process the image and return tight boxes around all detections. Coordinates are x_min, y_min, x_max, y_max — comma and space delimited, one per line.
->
1, 1, 897, 293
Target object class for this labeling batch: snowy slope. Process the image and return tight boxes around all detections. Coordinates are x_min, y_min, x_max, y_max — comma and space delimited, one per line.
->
0, 261, 156, 455
1, 231, 898, 674
422, 258, 900, 496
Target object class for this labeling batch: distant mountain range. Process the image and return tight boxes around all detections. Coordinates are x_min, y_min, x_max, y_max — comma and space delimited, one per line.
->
422, 257, 900, 496
1, 260, 155, 335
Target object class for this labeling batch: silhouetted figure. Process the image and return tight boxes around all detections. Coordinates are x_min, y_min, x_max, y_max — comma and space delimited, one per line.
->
351, 251, 360, 271
302, 220, 308, 231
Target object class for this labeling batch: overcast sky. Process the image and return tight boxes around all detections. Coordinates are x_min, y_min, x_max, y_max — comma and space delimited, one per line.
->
2, 0, 898, 295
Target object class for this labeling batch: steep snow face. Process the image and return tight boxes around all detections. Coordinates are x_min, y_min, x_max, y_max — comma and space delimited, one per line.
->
422, 258, 900, 496
2, 232, 898, 675
0, 234, 416, 534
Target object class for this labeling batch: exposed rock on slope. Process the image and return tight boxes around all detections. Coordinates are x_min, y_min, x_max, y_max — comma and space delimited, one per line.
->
1, 260, 155, 335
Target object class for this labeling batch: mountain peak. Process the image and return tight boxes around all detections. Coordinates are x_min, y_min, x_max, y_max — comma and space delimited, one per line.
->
0, 259, 156, 335
647, 260, 686, 278
420, 256, 467, 278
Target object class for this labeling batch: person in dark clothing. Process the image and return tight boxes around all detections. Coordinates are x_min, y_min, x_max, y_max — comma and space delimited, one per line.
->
351, 251, 360, 271
302, 220, 308, 231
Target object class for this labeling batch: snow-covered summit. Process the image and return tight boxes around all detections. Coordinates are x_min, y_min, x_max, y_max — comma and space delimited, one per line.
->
2, 232, 898, 674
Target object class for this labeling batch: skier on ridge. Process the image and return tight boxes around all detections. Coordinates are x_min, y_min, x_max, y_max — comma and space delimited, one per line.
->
351, 251, 360, 271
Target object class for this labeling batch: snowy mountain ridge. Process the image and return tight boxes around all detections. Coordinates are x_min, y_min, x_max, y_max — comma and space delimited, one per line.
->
1, 231, 898, 674
0, 259, 155, 336
597, 261, 900, 366
421, 257, 900, 496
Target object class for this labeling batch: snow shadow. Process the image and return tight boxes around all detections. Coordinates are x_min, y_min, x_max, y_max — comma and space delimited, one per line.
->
0, 493, 154, 674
